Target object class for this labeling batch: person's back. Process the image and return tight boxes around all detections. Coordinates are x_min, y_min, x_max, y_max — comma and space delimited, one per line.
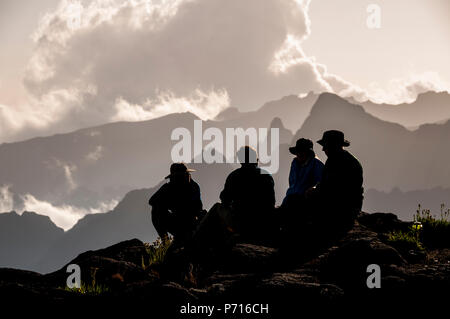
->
149, 163, 203, 242
319, 149, 363, 211
314, 130, 364, 230
220, 165, 275, 214
150, 180, 202, 224
219, 146, 276, 240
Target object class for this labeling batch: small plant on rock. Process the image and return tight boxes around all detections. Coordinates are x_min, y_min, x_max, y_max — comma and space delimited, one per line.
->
387, 227, 424, 253
143, 236, 173, 268
414, 204, 450, 248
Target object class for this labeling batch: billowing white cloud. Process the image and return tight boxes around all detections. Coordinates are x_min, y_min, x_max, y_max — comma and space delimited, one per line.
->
0, 183, 117, 230
0, 0, 328, 142
1, 0, 448, 143
112, 88, 230, 121
365, 72, 450, 104
21, 194, 118, 230
311, 63, 450, 104
0, 86, 93, 142
0, 185, 14, 212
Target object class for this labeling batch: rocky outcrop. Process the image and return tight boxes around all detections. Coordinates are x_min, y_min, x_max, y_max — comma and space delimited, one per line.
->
0, 213, 448, 314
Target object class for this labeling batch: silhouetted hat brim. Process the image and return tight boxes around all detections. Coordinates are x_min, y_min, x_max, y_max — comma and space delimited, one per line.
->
317, 139, 350, 147
165, 168, 195, 179
289, 146, 298, 155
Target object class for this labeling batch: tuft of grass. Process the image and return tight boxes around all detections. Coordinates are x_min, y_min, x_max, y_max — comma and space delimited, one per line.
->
387, 227, 424, 253
143, 236, 173, 269
64, 283, 110, 296
64, 266, 110, 296
414, 204, 450, 248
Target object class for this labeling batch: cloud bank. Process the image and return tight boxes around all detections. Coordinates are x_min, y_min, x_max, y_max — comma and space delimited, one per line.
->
0, 185, 117, 230
0, 0, 449, 143
0, 0, 318, 142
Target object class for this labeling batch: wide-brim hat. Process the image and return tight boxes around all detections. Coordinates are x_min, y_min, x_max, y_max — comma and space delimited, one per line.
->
165, 163, 196, 179
289, 138, 314, 155
317, 130, 350, 147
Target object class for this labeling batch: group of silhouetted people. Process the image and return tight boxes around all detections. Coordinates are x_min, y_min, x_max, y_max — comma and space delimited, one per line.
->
149, 130, 364, 257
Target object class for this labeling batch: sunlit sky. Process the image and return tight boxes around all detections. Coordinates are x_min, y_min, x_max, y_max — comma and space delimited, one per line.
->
303, 0, 450, 96
0, 0, 449, 142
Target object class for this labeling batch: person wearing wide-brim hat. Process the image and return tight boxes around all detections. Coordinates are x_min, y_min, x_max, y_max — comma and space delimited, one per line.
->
164, 162, 196, 179
282, 138, 324, 207
149, 163, 205, 243
312, 130, 364, 230
316, 130, 350, 149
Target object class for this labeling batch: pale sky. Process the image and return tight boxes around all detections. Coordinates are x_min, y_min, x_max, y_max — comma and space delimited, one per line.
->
0, 0, 449, 143
0, 0, 60, 106
303, 0, 450, 96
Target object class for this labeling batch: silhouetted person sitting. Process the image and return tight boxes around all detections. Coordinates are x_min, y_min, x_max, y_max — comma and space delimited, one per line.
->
310, 130, 364, 232
281, 131, 363, 258
195, 146, 276, 248
282, 138, 324, 208
149, 163, 204, 244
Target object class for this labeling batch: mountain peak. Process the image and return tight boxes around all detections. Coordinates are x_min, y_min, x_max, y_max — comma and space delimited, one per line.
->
270, 117, 285, 129
415, 90, 450, 103
309, 92, 365, 117
316, 92, 354, 104
214, 107, 242, 121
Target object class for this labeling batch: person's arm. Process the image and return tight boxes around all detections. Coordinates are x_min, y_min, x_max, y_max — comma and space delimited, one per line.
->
305, 160, 326, 199
285, 160, 297, 196
259, 171, 276, 208
151, 206, 169, 239
219, 173, 234, 207
313, 159, 324, 186
149, 185, 170, 238
192, 181, 204, 215
267, 175, 276, 208
149, 184, 167, 207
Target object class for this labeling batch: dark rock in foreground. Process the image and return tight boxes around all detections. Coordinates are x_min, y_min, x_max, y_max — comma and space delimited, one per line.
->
0, 213, 449, 315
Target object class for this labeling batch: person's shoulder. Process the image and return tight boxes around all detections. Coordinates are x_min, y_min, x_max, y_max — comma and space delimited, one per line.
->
229, 167, 245, 178
190, 180, 201, 190
258, 168, 274, 181
152, 182, 169, 192
344, 150, 362, 167
149, 182, 169, 204
344, 150, 358, 160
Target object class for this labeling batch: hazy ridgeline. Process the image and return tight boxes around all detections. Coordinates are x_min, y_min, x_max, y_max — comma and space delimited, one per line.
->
1, 91, 450, 273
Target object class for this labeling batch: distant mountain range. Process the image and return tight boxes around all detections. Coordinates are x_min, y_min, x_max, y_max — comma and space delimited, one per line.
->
1, 160, 235, 274
349, 91, 450, 129
1, 90, 450, 273
217, 91, 450, 131
33, 187, 158, 273
294, 93, 450, 192
0, 186, 161, 274
2, 91, 449, 213
364, 187, 450, 220
215, 92, 318, 132
0, 211, 64, 271
2, 182, 447, 273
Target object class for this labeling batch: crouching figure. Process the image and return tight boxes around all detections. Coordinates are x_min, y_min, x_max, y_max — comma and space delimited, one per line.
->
149, 163, 205, 245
